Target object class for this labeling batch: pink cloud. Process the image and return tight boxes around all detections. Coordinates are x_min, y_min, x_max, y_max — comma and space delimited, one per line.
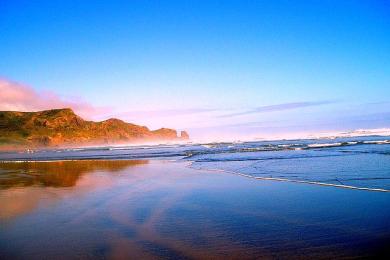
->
0, 78, 108, 119
113, 108, 216, 119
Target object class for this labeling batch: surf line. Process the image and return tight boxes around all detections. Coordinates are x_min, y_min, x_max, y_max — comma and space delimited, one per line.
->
187, 162, 390, 193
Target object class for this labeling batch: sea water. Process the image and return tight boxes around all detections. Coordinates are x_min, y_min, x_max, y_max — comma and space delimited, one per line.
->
1, 135, 389, 191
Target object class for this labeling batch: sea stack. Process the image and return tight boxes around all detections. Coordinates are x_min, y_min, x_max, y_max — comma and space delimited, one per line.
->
180, 131, 190, 140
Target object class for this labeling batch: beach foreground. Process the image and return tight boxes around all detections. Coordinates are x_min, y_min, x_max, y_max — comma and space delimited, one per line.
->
0, 159, 389, 259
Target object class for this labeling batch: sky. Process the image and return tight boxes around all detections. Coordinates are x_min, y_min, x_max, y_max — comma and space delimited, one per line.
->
1, 0, 389, 141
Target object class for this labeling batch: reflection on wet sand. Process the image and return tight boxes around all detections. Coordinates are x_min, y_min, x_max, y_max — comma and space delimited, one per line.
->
1, 160, 251, 259
0, 160, 148, 188
0, 160, 389, 259
0, 160, 148, 222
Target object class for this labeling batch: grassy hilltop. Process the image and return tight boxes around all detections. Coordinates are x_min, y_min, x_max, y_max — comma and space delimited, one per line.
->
0, 108, 189, 149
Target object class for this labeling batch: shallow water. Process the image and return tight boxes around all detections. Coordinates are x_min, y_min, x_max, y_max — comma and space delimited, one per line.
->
1, 135, 390, 190
0, 160, 389, 259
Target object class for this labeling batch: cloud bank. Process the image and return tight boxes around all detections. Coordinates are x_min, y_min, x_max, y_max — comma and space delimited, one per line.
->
114, 108, 216, 120
0, 78, 106, 119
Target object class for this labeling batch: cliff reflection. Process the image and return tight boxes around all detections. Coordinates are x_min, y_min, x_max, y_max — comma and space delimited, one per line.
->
0, 160, 148, 189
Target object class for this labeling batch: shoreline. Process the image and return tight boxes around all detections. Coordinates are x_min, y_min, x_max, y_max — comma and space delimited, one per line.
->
1, 157, 389, 193
188, 162, 390, 193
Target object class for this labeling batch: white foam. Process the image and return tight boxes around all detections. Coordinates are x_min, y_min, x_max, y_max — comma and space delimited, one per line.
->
307, 143, 343, 148
363, 140, 390, 144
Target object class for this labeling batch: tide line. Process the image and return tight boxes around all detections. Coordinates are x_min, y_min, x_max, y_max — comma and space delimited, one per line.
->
188, 162, 390, 193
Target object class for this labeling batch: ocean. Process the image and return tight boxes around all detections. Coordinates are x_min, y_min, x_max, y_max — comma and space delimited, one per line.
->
1, 135, 390, 191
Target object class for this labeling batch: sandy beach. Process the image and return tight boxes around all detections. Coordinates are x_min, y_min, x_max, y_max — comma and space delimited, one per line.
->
1, 159, 389, 259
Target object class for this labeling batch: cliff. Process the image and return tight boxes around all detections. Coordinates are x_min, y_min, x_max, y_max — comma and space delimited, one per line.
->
0, 108, 189, 148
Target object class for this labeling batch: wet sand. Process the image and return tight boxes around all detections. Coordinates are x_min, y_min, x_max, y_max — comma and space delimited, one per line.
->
0, 160, 389, 259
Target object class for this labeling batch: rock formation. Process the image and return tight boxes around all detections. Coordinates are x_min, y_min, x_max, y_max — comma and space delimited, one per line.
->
0, 108, 189, 148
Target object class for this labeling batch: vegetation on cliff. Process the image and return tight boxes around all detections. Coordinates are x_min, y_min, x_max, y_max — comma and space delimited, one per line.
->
0, 108, 189, 148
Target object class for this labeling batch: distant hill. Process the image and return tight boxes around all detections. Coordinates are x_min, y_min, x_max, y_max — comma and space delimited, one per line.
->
0, 108, 189, 149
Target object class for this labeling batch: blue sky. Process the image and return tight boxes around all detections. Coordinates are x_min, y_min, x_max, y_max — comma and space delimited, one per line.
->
1, 0, 389, 140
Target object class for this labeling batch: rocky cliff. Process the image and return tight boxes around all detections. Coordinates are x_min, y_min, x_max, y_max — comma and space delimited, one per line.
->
0, 108, 189, 148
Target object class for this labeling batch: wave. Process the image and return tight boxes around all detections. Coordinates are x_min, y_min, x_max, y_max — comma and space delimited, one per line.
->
1, 136, 389, 162
363, 140, 390, 144
188, 153, 343, 162
307, 142, 343, 148
185, 139, 389, 159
